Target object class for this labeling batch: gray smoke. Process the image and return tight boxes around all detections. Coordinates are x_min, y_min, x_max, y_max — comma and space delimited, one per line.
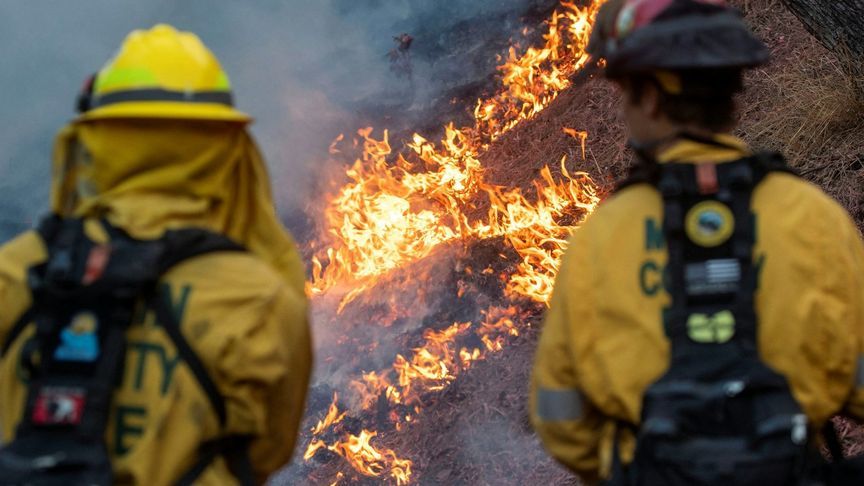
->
0, 0, 548, 243
0, 0, 563, 483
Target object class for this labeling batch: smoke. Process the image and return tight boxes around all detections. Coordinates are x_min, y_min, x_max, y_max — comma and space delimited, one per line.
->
0, 0, 550, 243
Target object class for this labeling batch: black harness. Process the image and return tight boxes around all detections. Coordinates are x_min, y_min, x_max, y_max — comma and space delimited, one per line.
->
0, 216, 254, 486
608, 150, 814, 485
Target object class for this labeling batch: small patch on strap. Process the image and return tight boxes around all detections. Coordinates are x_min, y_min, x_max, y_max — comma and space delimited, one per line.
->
696, 163, 719, 195
83, 244, 111, 285
32, 386, 87, 425
536, 388, 584, 421
687, 310, 736, 343
54, 312, 100, 362
685, 201, 735, 248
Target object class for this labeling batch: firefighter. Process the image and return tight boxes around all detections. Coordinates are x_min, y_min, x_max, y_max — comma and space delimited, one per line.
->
0, 25, 311, 485
530, 0, 864, 484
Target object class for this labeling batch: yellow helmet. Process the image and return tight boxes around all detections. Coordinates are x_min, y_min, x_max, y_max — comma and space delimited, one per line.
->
77, 24, 251, 123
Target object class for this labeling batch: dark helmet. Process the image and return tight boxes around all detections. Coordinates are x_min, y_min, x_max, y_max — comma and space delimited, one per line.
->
587, 0, 769, 78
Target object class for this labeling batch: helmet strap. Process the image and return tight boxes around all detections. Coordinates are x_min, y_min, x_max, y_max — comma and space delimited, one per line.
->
76, 74, 97, 114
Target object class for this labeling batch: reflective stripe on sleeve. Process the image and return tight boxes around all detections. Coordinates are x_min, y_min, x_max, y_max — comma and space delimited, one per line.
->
856, 354, 864, 388
536, 388, 584, 421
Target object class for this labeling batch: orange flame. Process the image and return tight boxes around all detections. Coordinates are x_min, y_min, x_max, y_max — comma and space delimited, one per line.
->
304, 0, 606, 482
309, 430, 413, 485
311, 392, 347, 436
304, 439, 328, 462
308, 0, 604, 303
563, 127, 589, 159
472, 1, 602, 143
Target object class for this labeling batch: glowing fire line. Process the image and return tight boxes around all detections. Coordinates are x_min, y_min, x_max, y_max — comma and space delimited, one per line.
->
303, 0, 605, 483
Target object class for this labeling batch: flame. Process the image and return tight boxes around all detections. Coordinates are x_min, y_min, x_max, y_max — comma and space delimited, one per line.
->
311, 393, 347, 436
563, 127, 589, 159
304, 439, 328, 462
329, 472, 344, 486
308, 430, 412, 486
472, 1, 602, 143
308, 0, 604, 301
304, 0, 606, 482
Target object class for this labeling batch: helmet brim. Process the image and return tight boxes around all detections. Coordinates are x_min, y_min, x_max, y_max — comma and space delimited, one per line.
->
601, 12, 769, 78
76, 101, 252, 123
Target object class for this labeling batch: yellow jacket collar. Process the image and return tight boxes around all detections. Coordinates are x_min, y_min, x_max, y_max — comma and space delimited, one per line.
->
656, 134, 750, 164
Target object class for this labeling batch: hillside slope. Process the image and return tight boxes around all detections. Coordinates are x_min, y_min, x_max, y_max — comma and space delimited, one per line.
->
285, 1, 863, 484
369, 0, 863, 483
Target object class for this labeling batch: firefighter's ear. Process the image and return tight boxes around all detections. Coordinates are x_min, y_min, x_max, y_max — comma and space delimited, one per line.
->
641, 82, 663, 119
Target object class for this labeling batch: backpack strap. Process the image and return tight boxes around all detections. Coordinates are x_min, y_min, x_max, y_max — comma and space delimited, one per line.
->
615, 144, 795, 195
175, 436, 256, 486
655, 152, 794, 357
2, 311, 34, 357
151, 291, 228, 425
2, 222, 246, 356
2, 215, 63, 356
142, 227, 254, 486
94, 224, 243, 429
3, 216, 254, 485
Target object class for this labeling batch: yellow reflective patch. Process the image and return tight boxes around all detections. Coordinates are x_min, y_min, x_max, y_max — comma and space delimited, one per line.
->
685, 200, 735, 248
215, 72, 232, 90
96, 67, 159, 93
687, 310, 736, 343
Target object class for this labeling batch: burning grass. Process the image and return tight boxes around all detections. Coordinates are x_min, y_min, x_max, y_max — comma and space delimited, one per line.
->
281, 0, 864, 484
290, 2, 606, 482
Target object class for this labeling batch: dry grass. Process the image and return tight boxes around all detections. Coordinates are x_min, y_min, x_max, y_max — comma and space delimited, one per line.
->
483, 0, 864, 228
833, 416, 864, 457
481, 76, 630, 193
738, 0, 864, 226
743, 60, 863, 163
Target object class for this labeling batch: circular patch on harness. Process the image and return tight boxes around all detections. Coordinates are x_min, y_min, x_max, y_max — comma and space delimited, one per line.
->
685, 201, 734, 247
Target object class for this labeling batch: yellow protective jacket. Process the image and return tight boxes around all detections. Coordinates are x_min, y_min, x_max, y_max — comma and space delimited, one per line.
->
530, 135, 864, 484
0, 119, 312, 485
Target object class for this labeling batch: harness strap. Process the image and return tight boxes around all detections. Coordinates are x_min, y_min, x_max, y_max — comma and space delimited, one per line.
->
610, 152, 805, 484
728, 163, 759, 349
615, 149, 796, 194
2, 310, 33, 356
3, 215, 253, 485
175, 437, 256, 486
150, 292, 227, 426
1, 216, 63, 356
145, 230, 257, 484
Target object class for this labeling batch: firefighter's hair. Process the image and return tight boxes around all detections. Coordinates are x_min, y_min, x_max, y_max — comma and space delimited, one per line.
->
624, 69, 743, 133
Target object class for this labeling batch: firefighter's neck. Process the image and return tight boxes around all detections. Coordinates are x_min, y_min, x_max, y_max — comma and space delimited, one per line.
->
632, 122, 721, 156
622, 84, 723, 157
